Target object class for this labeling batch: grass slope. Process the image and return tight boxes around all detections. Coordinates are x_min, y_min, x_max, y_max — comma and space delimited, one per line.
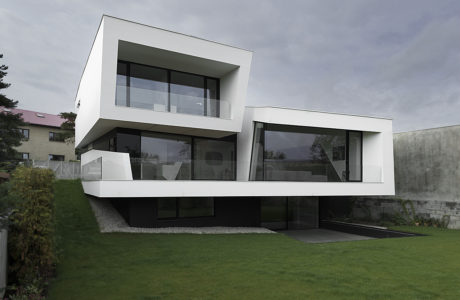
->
48, 180, 460, 299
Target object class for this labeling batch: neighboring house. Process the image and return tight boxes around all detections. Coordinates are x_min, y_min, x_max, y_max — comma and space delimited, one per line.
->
76, 16, 394, 229
0, 108, 76, 161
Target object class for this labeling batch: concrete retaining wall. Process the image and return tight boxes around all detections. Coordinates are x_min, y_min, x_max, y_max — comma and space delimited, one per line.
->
354, 125, 460, 229
352, 197, 460, 229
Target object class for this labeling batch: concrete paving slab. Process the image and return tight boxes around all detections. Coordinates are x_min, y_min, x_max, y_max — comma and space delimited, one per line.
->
278, 229, 374, 243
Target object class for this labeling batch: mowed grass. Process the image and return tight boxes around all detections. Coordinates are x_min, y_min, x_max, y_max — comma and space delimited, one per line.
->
48, 180, 460, 299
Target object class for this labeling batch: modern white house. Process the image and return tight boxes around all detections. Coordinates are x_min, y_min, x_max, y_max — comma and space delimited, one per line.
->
76, 15, 394, 229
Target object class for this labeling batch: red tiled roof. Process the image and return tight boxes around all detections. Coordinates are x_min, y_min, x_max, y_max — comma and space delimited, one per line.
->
0, 107, 65, 128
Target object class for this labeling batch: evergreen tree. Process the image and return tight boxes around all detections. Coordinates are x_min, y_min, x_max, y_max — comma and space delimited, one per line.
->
58, 111, 76, 143
0, 54, 25, 161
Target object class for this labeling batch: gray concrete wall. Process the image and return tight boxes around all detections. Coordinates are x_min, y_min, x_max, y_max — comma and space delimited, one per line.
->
394, 125, 460, 202
352, 125, 460, 229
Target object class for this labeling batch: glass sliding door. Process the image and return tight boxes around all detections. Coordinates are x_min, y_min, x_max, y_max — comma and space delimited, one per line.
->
170, 71, 205, 116
249, 122, 362, 182
263, 124, 346, 182
140, 132, 191, 180
193, 137, 235, 180
129, 64, 168, 110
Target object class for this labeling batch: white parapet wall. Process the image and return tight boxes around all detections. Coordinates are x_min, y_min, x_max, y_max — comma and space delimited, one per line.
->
81, 150, 132, 181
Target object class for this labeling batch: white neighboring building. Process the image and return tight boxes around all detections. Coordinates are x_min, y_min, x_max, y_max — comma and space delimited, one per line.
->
76, 15, 394, 229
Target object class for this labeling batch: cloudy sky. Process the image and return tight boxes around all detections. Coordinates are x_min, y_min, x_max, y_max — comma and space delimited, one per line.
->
1, 0, 460, 132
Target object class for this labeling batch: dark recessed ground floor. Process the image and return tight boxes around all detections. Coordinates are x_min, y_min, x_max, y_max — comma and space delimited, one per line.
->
110, 196, 322, 229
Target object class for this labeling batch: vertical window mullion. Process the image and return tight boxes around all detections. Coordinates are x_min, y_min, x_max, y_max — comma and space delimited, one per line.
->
346, 131, 350, 182
167, 70, 171, 112
126, 63, 131, 107
204, 78, 207, 117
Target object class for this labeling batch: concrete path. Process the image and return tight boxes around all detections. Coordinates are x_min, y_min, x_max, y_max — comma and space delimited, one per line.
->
278, 229, 374, 243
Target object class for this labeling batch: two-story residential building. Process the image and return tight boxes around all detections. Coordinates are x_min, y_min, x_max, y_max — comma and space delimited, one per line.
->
0, 107, 77, 161
77, 16, 394, 229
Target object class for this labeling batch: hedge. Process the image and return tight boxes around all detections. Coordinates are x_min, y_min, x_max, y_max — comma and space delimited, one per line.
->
7, 166, 56, 284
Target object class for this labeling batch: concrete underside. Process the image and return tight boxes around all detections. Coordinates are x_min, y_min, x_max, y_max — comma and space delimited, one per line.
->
278, 229, 374, 243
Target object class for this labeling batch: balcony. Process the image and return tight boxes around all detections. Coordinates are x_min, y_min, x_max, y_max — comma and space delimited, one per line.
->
115, 61, 230, 119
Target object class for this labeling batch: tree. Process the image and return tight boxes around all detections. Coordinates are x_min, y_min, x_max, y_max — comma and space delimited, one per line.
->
58, 111, 76, 143
0, 54, 25, 162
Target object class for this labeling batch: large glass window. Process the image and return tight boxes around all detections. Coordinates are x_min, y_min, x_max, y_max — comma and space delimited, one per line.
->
170, 71, 205, 116
116, 130, 141, 180
179, 198, 214, 218
249, 123, 362, 182
140, 132, 191, 180
193, 137, 235, 180
115, 61, 221, 117
110, 128, 235, 181
157, 198, 177, 219
130, 64, 168, 110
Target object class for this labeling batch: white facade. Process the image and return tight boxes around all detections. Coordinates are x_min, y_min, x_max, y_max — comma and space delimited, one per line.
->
76, 16, 395, 199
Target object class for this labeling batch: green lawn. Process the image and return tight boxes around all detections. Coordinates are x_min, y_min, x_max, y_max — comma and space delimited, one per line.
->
48, 180, 460, 299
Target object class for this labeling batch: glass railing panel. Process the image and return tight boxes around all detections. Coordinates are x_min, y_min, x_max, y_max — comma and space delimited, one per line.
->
81, 157, 102, 181
115, 86, 230, 119
130, 158, 236, 180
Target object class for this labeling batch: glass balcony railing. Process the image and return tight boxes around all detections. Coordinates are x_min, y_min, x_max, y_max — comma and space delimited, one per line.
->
81, 157, 102, 181
130, 158, 236, 181
116, 85, 230, 119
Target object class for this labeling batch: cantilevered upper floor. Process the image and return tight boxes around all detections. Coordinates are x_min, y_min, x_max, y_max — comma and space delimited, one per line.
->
75, 15, 252, 148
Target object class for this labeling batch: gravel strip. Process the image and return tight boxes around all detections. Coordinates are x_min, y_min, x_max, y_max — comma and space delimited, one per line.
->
88, 197, 275, 234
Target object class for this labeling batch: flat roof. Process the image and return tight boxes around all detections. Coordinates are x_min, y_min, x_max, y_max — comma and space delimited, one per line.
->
245, 105, 393, 121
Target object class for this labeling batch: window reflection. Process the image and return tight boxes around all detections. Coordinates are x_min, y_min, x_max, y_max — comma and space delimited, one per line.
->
250, 123, 362, 182
140, 132, 191, 180
193, 137, 235, 180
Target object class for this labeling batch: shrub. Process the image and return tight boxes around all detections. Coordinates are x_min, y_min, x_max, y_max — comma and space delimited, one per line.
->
7, 166, 56, 285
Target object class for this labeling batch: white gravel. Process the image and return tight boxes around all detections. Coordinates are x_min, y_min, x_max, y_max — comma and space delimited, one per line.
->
88, 197, 275, 234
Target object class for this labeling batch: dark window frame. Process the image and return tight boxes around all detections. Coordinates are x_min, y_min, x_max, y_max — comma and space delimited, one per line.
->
249, 122, 363, 182
49, 131, 65, 142
18, 152, 29, 160
116, 60, 220, 117
111, 128, 237, 181
48, 154, 65, 161
19, 128, 29, 140
156, 197, 215, 220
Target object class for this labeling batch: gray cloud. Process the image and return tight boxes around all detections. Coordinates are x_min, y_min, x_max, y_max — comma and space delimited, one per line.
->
1, 0, 460, 132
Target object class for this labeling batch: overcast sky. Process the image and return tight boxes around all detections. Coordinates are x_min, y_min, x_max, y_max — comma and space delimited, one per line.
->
2, 0, 460, 132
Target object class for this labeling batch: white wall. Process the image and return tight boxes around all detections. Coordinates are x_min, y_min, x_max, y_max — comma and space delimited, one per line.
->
81, 150, 132, 180
75, 21, 104, 146
236, 107, 395, 194
82, 180, 395, 198
75, 15, 252, 148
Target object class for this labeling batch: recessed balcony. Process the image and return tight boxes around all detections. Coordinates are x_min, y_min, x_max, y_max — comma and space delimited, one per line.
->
115, 60, 230, 119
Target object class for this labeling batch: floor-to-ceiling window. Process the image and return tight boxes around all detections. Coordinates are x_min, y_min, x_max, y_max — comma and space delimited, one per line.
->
116, 61, 221, 117
249, 123, 362, 182
92, 128, 236, 180
140, 132, 192, 180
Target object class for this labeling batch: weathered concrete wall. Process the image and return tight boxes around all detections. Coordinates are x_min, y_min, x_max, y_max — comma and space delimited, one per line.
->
394, 125, 460, 202
351, 125, 460, 229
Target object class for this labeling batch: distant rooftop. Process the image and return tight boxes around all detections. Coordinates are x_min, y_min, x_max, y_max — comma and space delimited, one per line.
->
0, 107, 65, 128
